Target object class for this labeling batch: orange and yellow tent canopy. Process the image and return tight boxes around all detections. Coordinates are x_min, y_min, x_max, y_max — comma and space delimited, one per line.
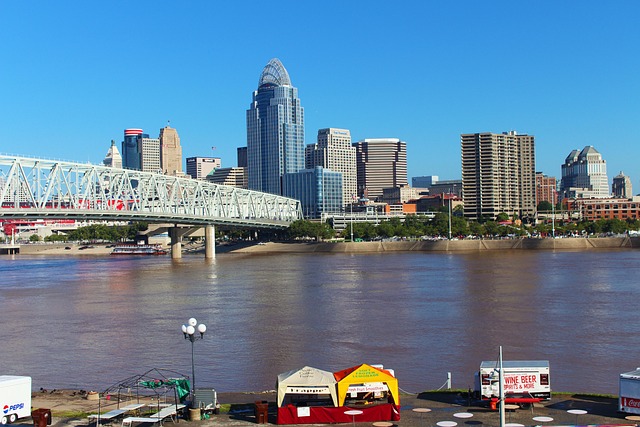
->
334, 364, 399, 407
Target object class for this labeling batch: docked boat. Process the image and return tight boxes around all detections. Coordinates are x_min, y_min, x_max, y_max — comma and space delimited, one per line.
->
110, 244, 168, 255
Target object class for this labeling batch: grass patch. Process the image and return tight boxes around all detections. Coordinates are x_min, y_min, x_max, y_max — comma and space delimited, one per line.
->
52, 410, 90, 418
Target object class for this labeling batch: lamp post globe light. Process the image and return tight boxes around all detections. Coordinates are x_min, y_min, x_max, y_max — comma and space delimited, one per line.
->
182, 317, 206, 407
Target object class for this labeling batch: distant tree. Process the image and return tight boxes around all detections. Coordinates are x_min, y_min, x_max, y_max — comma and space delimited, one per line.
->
44, 234, 67, 242
29, 234, 41, 242
483, 221, 501, 236
496, 212, 510, 222
537, 201, 553, 212
469, 221, 484, 237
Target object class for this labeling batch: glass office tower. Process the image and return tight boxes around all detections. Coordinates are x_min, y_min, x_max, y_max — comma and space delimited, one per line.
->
122, 128, 144, 170
246, 58, 305, 195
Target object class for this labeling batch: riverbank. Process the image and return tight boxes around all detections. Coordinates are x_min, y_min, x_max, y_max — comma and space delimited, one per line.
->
23, 389, 633, 427
13, 236, 640, 256
228, 237, 639, 254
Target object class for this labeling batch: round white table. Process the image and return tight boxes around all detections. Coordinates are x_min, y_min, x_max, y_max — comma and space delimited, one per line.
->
567, 409, 587, 424
504, 404, 520, 421
453, 413, 473, 419
344, 409, 363, 427
533, 416, 554, 424
437, 421, 458, 427
413, 408, 432, 427
505, 424, 525, 427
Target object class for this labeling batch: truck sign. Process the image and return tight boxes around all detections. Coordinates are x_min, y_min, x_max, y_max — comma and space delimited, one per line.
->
620, 368, 640, 414
475, 360, 551, 400
0, 376, 32, 424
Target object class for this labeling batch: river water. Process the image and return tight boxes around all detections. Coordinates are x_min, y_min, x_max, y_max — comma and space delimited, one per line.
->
1, 249, 639, 395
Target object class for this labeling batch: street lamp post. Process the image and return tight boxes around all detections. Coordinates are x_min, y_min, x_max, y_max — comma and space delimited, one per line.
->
538, 183, 556, 238
182, 317, 206, 407
498, 346, 505, 427
488, 346, 505, 427
350, 195, 354, 242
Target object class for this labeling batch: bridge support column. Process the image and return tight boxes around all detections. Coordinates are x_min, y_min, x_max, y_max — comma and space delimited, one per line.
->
205, 225, 215, 259
170, 226, 183, 259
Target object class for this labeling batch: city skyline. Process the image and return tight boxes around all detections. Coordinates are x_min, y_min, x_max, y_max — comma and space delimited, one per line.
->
1, 1, 638, 187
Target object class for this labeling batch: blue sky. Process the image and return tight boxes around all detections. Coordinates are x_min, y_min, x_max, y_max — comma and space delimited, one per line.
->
1, 1, 638, 187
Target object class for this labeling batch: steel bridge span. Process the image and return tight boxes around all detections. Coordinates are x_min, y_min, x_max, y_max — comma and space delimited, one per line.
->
0, 155, 303, 258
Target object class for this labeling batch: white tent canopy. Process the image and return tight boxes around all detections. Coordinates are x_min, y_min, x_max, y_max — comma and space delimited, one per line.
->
276, 366, 338, 407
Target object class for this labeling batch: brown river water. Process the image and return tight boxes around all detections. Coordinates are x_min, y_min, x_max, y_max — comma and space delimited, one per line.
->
1, 249, 638, 395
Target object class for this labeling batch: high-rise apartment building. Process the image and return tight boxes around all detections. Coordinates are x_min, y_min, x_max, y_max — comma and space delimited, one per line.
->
186, 157, 221, 180
159, 125, 183, 176
103, 140, 122, 168
560, 146, 609, 200
246, 58, 305, 195
535, 172, 558, 207
461, 131, 536, 220
612, 171, 633, 199
305, 128, 356, 206
353, 138, 407, 201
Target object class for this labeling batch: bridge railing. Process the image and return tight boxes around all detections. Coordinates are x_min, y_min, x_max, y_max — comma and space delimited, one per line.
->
0, 155, 303, 227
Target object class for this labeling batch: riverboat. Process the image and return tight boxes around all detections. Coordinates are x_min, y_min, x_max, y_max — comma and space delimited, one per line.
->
110, 244, 168, 255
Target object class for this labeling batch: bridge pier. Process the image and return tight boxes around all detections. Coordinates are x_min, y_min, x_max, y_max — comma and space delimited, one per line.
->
170, 226, 186, 259
205, 225, 215, 259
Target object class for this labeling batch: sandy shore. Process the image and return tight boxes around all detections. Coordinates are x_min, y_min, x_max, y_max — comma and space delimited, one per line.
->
17, 390, 633, 427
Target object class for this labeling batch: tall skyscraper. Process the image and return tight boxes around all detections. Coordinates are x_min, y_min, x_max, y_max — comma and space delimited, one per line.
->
159, 125, 183, 176
305, 128, 356, 206
560, 146, 609, 200
353, 138, 407, 201
186, 157, 221, 180
246, 58, 305, 195
103, 140, 122, 168
122, 128, 144, 170
612, 171, 633, 199
461, 131, 536, 220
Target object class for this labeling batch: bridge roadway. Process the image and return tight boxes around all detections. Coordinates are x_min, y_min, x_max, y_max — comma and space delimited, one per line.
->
0, 154, 303, 258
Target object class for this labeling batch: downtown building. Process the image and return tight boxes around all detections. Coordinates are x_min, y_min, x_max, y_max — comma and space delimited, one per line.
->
121, 127, 182, 174
207, 167, 247, 189
186, 157, 221, 180
246, 58, 305, 195
353, 138, 407, 202
535, 172, 558, 207
461, 131, 536, 221
560, 146, 609, 200
283, 167, 343, 219
103, 140, 123, 168
305, 128, 357, 207
159, 125, 184, 176
612, 172, 633, 199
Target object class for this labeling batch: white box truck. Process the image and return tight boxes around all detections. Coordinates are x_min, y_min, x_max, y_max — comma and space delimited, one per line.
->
619, 368, 640, 414
0, 375, 32, 424
475, 360, 551, 400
